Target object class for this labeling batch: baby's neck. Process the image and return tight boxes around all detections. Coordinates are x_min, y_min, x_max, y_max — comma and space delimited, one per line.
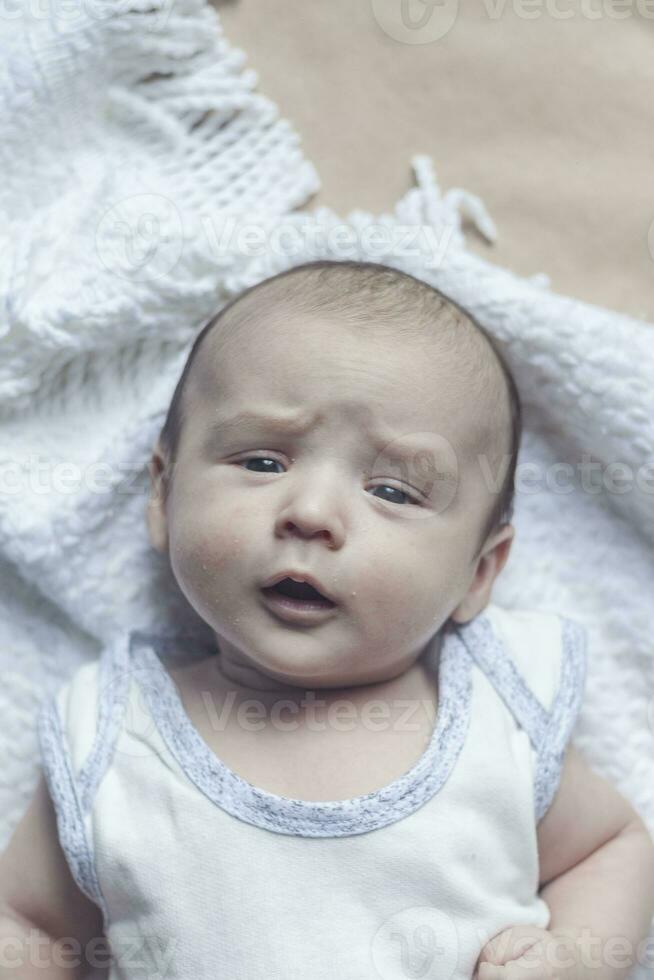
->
208, 632, 443, 713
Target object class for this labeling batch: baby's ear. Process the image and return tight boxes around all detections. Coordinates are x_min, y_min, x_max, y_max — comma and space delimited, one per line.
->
146, 442, 170, 554
449, 523, 515, 624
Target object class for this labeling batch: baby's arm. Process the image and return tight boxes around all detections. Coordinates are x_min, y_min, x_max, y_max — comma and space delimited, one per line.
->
0, 772, 109, 979
537, 745, 654, 977
475, 746, 654, 980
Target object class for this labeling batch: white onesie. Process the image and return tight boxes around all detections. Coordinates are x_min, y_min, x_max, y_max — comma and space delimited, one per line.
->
37, 601, 587, 980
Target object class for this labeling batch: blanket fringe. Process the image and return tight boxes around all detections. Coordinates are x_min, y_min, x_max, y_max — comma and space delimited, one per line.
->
403, 154, 498, 245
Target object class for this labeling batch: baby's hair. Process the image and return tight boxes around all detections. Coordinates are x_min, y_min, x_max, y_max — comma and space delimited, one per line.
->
156, 260, 522, 560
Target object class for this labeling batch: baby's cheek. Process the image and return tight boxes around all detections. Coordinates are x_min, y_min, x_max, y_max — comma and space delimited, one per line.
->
358, 560, 418, 626
169, 504, 246, 581
359, 545, 443, 642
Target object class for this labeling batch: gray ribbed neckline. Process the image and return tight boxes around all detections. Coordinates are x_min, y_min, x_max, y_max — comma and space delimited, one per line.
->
130, 619, 483, 837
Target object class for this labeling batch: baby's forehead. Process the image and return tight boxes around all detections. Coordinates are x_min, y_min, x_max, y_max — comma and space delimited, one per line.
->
197, 297, 469, 381
187, 293, 509, 454
196, 308, 460, 402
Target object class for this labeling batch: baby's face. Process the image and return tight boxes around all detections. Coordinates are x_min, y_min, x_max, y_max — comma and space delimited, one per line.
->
148, 310, 511, 691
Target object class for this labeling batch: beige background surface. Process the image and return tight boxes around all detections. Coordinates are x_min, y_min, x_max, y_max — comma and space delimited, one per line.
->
213, 0, 654, 322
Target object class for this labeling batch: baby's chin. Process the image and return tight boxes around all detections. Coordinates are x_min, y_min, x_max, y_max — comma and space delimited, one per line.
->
212, 650, 350, 700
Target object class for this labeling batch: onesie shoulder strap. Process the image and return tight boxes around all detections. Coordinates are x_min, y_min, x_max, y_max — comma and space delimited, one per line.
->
533, 616, 588, 821
76, 631, 134, 811
455, 611, 549, 748
456, 605, 588, 822
36, 631, 134, 921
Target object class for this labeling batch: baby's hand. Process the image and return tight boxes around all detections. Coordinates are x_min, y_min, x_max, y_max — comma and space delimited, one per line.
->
473, 924, 582, 980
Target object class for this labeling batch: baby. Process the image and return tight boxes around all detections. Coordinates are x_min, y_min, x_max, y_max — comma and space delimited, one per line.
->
1, 259, 654, 980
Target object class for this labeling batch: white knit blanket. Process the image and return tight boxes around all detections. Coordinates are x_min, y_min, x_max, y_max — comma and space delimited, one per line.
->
1, 5, 653, 972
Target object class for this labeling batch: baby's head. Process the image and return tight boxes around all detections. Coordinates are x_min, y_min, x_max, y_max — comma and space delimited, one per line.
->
147, 260, 521, 690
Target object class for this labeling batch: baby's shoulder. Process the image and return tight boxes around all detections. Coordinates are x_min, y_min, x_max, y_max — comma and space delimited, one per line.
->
483, 599, 580, 639
475, 603, 589, 823
477, 601, 588, 714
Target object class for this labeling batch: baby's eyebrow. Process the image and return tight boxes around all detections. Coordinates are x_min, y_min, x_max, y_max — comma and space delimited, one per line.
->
208, 409, 315, 439
205, 409, 459, 483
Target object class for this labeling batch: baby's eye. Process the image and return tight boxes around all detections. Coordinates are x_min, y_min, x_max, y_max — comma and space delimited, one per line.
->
369, 484, 423, 507
234, 456, 423, 506
237, 456, 284, 474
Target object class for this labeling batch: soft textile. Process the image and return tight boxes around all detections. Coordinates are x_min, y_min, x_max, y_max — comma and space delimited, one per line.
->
216, 0, 654, 322
0, 4, 653, 978
37, 604, 586, 979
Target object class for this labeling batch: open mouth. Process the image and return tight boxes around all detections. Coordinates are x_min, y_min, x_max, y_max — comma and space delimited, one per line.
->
261, 578, 336, 609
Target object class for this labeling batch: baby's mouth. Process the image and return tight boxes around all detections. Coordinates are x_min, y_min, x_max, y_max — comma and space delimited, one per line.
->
261, 578, 336, 609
